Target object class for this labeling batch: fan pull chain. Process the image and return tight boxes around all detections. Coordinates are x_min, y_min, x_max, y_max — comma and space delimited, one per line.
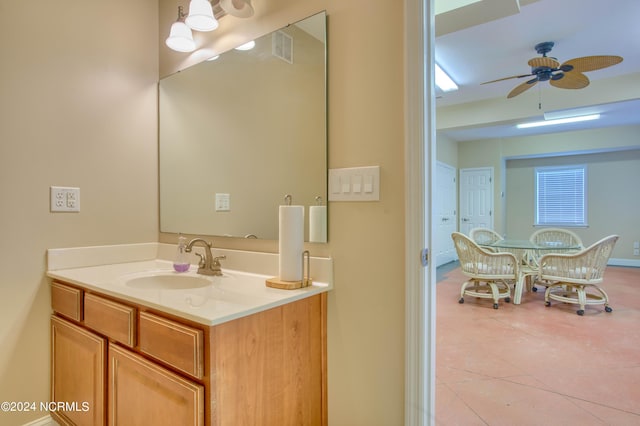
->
538, 85, 542, 110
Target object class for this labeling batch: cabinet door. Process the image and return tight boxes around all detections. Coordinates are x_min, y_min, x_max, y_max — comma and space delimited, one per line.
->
108, 344, 204, 426
51, 315, 106, 426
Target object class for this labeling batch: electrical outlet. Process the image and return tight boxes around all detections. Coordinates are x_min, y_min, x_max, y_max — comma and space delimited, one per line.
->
215, 193, 230, 212
634, 249, 640, 256
51, 186, 80, 212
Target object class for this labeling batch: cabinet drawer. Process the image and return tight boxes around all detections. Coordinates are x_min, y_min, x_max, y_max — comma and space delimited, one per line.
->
51, 281, 83, 321
139, 312, 204, 379
84, 293, 136, 347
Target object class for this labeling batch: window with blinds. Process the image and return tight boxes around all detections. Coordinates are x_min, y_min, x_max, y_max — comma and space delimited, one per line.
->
535, 165, 587, 226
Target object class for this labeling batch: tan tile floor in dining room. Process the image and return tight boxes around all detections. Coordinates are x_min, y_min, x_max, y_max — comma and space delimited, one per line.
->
435, 263, 640, 425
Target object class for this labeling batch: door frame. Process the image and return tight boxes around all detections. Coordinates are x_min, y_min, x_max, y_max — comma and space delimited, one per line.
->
404, 0, 435, 425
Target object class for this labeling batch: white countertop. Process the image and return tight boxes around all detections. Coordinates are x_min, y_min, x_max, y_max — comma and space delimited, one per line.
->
47, 243, 332, 326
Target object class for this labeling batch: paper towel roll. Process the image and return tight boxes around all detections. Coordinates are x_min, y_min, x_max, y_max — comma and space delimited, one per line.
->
279, 205, 304, 281
309, 205, 327, 243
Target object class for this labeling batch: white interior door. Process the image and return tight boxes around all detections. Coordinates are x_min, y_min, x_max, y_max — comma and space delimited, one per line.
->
459, 167, 494, 235
435, 162, 457, 266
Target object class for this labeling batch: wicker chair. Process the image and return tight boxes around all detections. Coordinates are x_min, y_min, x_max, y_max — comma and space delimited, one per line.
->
451, 232, 518, 309
469, 228, 503, 245
540, 235, 619, 316
530, 228, 584, 253
529, 228, 585, 291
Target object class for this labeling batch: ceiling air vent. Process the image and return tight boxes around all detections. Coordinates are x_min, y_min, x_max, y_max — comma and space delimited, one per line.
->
272, 30, 293, 64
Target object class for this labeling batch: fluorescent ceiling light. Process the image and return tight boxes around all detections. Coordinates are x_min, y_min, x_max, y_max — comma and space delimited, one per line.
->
435, 63, 458, 92
517, 114, 600, 129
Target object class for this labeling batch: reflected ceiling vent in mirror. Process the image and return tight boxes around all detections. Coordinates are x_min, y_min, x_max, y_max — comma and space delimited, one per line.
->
273, 31, 293, 64
166, 0, 253, 53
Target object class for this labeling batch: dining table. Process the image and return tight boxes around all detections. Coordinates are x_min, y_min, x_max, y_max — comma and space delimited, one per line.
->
480, 239, 582, 304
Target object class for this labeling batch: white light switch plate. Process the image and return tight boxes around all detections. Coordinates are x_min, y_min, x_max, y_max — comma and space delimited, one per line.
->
50, 186, 80, 212
328, 166, 380, 201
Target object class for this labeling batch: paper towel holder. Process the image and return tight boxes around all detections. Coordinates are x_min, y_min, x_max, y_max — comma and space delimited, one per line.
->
265, 250, 312, 290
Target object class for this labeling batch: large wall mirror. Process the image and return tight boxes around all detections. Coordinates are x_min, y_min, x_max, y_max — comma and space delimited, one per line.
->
159, 12, 327, 241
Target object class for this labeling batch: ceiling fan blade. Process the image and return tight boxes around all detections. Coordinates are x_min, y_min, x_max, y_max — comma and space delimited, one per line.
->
562, 55, 623, 72
481, 73, 533, 85
507, 79, 538, 98
528, 56, 560, 69
550, 71, 590, 89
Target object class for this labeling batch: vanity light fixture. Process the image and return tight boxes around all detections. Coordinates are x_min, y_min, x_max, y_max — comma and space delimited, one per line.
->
185, 0, 218, 32
234, 40, 256, 51
435, 63, 459, 92
516, 113, 600, 129
166, 0, 256, 53
165, 6, 196, 52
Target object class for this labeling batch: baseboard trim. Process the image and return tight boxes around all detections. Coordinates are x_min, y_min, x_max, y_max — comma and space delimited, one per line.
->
609, 258, 640, 268
22, 415, 57, 426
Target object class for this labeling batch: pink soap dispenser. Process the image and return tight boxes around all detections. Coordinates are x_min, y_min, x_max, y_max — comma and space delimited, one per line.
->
173, 234, 190, 273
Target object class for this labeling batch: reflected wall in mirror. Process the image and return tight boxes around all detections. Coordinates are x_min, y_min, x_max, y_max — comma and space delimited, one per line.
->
160, 12, 327, 241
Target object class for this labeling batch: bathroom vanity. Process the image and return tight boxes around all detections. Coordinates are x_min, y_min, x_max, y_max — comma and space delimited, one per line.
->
47, 243, 332, 426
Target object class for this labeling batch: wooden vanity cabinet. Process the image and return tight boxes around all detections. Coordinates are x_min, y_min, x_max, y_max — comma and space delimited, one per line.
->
50, 315, 106, 426
108, 344, 204, 426
50, 280, 327, 426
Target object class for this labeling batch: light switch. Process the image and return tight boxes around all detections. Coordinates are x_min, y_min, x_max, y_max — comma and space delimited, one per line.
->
328, 166, 380, 202
363, 175, 374, 193
331, 174, 341, 194
352, 175, 363, 193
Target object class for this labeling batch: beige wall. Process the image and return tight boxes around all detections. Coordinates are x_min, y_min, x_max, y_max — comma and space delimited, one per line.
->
436, 132, 458, 167
159, 1, 407, 424
457, 124, 640, 260
0, 1, 159, 425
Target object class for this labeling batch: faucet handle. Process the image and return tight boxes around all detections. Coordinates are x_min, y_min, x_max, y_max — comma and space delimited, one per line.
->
194, 252, 206, 268
212, 255, 226, 267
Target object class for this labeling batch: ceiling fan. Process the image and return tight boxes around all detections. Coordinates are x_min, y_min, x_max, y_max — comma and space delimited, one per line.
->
482, 41, 623, 98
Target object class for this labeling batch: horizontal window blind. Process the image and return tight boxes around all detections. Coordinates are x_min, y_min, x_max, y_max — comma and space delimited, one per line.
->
535, 166, 586, 226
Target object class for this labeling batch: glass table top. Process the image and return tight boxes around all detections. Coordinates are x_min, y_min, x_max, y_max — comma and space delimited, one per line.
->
483, 239, 581, 251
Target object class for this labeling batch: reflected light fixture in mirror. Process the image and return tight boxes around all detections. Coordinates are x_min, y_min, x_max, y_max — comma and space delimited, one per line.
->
234, 40, 255, 50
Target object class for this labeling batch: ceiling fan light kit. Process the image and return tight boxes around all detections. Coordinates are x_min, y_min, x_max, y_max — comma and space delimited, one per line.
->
482, 41, 623, 98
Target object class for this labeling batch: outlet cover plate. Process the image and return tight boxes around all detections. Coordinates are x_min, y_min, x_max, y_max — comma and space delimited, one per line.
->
50, 186, 80, 212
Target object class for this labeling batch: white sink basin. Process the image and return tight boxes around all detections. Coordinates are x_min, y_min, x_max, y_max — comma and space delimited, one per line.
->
125, 273, 212, 290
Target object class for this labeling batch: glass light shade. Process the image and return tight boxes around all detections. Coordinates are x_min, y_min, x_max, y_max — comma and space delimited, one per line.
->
165, 22, 196, 52
185, 0, 218, 32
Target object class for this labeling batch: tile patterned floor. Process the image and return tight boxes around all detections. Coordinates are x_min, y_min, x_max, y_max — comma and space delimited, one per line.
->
436, 264, 640, 425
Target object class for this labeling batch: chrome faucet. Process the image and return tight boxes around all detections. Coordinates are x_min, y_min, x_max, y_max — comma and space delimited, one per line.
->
184, 238, 226, 276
